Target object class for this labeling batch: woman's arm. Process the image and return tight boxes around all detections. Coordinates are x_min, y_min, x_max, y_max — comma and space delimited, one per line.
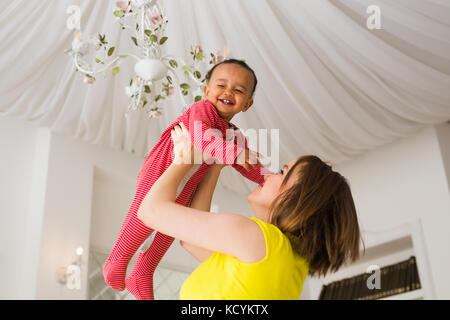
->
189, 164, 224, 212
137, 161, 264, 262
137, 123, 265, 263
180, 164, 224, 262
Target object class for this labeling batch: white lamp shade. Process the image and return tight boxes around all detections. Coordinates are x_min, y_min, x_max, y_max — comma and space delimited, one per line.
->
134, 58, 168, 81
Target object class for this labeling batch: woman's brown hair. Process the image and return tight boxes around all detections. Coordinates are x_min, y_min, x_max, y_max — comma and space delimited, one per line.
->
269, 155, 363, 277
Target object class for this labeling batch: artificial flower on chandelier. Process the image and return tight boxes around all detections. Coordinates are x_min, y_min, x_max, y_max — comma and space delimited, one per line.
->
65, 0, 229, 118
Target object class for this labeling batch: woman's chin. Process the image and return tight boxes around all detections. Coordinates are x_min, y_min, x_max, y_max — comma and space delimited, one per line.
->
247, 186, 261, 202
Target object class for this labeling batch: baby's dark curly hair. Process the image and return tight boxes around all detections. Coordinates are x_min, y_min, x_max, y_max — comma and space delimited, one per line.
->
205, 59, 258, 97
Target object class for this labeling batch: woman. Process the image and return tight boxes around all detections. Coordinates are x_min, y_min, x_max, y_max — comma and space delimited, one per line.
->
137, 123, 362, 299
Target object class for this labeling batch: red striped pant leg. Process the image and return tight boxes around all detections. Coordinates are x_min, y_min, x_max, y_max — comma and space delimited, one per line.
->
102, 169, 158, 291
124, 187, 194, 299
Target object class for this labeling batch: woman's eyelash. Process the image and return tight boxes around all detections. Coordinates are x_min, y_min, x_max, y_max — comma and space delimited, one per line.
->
279, 168, 284, 174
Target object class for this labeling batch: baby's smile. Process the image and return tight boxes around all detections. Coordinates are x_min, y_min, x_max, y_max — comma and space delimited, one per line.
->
218, 98, 235, 106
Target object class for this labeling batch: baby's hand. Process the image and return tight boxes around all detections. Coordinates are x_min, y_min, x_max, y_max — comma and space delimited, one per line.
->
235, 148, 262, 171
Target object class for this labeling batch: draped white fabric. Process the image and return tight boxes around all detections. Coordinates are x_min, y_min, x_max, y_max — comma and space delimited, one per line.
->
1, 0, 449, 194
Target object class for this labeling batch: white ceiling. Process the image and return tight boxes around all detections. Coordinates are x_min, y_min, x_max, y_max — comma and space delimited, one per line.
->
1, 0, 449, 194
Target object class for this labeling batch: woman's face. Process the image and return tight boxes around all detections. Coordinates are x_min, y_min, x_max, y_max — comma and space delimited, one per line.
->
248, 159, 299, 221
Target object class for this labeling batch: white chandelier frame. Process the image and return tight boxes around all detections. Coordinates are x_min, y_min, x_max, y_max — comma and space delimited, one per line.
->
66, 0, 227, 118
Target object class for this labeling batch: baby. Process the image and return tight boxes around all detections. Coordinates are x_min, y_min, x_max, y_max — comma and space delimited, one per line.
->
103, 59, 272, 299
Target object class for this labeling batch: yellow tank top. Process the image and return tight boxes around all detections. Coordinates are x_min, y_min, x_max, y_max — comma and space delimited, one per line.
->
179, 217, 309, 300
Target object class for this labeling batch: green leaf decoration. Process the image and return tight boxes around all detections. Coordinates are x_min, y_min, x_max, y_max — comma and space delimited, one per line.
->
194, 95, 202, 102
155, 95, 163, 102
182, 90, 189, 96
144, 29, 152, 38
159, 36, 168, 45
182, 65, 191, 72
195, 52, 204, 61
166, 75, 173, 84
112, 67, 120, 76
131, 37, 138, 46
114, 10, 125, 18
141, 97, 148, 107
169, 60, 178, 68
180, 83, 190, 90
150, 34, 158, 43
194, 71, 201, 79
144, 85, 151, 94
95, 58, 102, 64
98, 34, 107, 45
107, 47, 115, 56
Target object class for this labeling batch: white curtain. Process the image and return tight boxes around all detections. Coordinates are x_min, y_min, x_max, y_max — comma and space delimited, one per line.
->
1, 0, 449, 194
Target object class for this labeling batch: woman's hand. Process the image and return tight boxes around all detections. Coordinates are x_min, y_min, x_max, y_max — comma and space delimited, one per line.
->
171, 122, 204, 164
171, 122, 227, 169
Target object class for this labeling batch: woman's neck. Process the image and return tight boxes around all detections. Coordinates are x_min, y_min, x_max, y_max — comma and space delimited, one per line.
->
250, 204, 270, 223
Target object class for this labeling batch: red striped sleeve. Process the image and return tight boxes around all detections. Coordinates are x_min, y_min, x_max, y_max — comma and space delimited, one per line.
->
187, 100, 244, 165
231, 128, 274, 186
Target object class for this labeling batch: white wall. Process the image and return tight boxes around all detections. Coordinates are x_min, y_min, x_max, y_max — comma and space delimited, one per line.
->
0, 115, 145, 299
435, 123, 450, 196
0, 117, 49, 299
34, 132, 95, 299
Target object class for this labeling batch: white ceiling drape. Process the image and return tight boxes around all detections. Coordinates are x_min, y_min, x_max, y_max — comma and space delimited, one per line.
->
1, 0, 449, 194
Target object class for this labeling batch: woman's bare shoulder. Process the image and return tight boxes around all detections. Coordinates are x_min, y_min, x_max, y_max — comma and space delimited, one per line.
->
220, 213, 266, 263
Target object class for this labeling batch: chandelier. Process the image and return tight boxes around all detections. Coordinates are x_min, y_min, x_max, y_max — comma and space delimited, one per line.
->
66, 0, 228, 118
